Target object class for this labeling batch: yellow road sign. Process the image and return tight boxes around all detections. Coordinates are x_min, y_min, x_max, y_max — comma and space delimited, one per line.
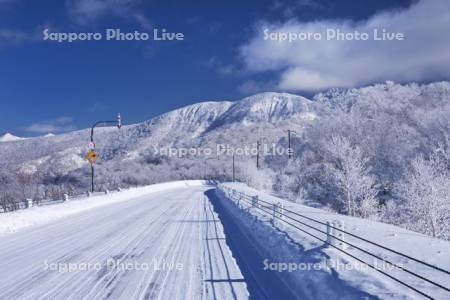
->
86, 150, 98, 164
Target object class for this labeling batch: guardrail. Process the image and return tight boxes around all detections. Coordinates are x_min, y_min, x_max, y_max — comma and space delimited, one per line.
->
0, 189, 116, 213
220, 185, 450, 300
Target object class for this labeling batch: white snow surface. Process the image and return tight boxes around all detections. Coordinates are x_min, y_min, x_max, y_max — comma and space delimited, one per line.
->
0, 133, 26, 142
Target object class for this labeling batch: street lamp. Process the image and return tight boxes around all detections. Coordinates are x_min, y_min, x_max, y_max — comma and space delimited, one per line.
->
87, 113, 122, 193
90, 113, 122, 143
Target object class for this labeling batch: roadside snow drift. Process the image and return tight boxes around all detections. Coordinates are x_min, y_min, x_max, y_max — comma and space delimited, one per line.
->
0, 180, 210, 236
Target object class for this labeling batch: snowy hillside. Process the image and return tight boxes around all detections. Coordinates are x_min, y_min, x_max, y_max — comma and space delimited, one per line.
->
0, 133, 26, 142
0, 91, 316, 172
208, 92, 315, 128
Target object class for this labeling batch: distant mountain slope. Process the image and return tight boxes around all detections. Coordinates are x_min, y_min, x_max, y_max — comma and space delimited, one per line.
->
0, 91, 317, 173
209, 92, 314, 128
0, 133, 26, 143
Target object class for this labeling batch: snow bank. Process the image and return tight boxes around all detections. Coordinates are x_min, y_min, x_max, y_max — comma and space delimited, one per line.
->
0, 180, 211, 236
217, 182, 450, 300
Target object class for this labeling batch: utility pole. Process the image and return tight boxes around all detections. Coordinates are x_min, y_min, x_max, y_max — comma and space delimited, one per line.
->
286, 129, 296, 159
256, 140, 261, 169
88, 113, 122, 193
232, 154, 235, 182
256, 138, 269, 169
91, 163, 94, 193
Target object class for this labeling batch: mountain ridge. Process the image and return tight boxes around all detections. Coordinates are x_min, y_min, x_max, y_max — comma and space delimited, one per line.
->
0, 133, 26, 143
0, 91, 313, 170
2, 82, 449, 178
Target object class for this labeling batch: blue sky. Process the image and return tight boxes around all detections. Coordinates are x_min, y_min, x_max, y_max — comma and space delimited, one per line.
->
2, 0, 449, 136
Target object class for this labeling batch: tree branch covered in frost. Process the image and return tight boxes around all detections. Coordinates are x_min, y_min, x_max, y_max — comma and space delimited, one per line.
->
396, 153, 450, 239
323, 135, 378, 217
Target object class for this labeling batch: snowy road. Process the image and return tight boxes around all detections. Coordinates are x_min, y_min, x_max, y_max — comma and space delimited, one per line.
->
0, 186, 250, 300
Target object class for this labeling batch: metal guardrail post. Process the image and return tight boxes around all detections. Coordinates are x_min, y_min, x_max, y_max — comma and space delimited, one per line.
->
25, 198, 33, 208
326, 221, 334, 246
278, 202, 284, 219
272, 202, 284, 224
252, 195, 258, 207
332, 220, 347, 250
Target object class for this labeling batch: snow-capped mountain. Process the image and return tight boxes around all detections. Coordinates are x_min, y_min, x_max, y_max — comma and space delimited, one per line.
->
0, 133, 26, 143
211, 92, 314, 127
0, 92, 316, 173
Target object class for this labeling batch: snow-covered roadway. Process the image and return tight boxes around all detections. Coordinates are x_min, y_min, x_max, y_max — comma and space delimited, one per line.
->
0, 185, 249, 300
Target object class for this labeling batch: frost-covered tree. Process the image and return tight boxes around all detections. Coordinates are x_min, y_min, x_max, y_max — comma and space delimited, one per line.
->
397, 153, 450, 239
323, 135, 379, 217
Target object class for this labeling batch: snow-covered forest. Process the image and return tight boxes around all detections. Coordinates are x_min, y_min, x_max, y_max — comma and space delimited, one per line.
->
267, 82, 450, 240
1, 81, 449, 240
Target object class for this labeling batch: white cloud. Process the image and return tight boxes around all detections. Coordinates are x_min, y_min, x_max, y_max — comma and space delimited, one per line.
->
24, 117, 77, 134
276, 0, 325, 17
133, 12, 152, 30
0, 26, 44, 49
66, 0, 150, 28
240, 0, 450, 91
88, 101, 107, 113
0, 28, 32, 45
207, 56, 238, 76
279, 68, 352, 90
238, 79, 276, 95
